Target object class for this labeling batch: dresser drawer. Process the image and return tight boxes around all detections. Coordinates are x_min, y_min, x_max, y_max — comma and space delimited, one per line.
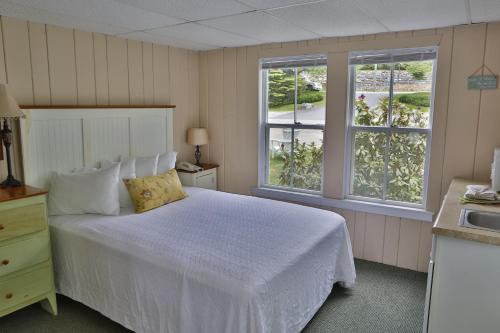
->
0, 203, 47, 242
177, 165, 218, 190
0, 263, 52, 313
195, 172, 217, 190
0, 232, 50, 277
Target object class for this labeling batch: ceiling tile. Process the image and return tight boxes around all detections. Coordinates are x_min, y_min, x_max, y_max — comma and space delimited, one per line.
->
237, 0, 325, 10
0, 0, 486, 51
267, 0, 388, 37
202, 11, 320, 43
150, 23, 262, 48
470, 0, 500, 23
120, 31, 217, 50
113, 0, 254, 21
0, 0, 130, 35
354, 0, 468, 31
5, 0, 184, 31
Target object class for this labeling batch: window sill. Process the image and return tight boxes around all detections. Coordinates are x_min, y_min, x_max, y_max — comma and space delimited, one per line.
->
252, 187, 434, 222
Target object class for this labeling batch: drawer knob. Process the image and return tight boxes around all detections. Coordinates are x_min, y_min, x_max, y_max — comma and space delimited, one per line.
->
1, 259, 9, 266
0, 224, 4, 230
5, 293, 13, 299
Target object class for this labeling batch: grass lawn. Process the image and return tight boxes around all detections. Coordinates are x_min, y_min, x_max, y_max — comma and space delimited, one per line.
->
269, 156, 284, 185
396, 102, 429, 114
268, 95, 428, 113
269, 91, 326, 112
394, 92, 430, 113
268, 92, 430, 113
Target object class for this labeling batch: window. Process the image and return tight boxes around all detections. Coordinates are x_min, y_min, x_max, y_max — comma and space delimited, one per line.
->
346, 47, 437, 206
260, 55, 327, 192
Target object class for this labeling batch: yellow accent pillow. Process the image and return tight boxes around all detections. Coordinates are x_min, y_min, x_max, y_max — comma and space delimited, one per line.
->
123, 169, 187, 213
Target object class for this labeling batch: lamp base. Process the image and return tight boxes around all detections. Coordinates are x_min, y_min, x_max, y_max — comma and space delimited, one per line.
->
1, 119, 23, 188
0, 175, 22, 188
194, 145, 202, 166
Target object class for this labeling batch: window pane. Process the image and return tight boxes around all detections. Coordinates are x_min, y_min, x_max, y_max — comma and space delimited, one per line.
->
292, 129, 323, 191
387, 132, 427, 204
267, 69, 295, 124
392, 61, 433, 128
353, 64, 390, 126
296, 66, 326, 125
268, 127, 292, 186
351, 130, 387, 199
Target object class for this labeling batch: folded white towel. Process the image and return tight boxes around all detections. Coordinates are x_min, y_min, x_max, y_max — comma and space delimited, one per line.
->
465, 185, 498, 201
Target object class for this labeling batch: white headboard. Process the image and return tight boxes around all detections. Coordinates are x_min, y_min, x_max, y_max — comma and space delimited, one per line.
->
20, 107, 175, 189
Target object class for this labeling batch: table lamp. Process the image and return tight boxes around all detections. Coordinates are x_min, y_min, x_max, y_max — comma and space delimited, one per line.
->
0, 84, 24, 187
186, 128, 208, 166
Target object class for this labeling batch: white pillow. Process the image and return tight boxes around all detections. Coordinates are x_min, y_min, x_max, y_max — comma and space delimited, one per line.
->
157, 151, 177, 174
72, 166, 99, 173
134, 154, 158, 177
101, 158, 136, 208
48, 164, 120, 216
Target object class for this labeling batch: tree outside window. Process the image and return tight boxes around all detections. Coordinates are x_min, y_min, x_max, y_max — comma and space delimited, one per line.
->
347, 48, 436, 206
262, 58, 327, 192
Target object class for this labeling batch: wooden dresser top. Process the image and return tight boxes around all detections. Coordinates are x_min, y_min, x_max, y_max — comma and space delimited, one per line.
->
0, 185, 48, 203
176, 163, 219, 174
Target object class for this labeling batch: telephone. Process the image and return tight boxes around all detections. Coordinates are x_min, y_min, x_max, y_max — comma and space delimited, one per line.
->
176, 161, 203, 172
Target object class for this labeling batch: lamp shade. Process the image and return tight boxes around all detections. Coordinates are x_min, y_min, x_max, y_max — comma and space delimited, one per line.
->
187, 128, 208, 146
0, 84, 23, 119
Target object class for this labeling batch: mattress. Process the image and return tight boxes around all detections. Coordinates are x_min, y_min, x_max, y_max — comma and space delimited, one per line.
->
49, 187, 356, 333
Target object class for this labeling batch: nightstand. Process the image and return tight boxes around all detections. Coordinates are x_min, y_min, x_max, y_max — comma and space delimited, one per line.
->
0, 185, 57, 317
177, 163, 218, 190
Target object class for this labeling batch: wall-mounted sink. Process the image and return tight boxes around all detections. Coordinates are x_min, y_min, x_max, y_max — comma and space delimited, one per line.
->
459, 209, 500, 232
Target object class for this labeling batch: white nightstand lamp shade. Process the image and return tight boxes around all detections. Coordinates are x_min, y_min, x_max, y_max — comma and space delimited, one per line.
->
187, 128, 208, 146
187, 128, 208, 165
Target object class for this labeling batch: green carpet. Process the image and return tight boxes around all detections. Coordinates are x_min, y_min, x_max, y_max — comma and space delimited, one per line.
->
303, 260, 427, 333
0, 260, 427, 333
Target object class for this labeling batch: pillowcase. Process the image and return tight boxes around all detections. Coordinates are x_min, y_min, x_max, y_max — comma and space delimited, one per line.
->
48, 164, 120, 216
123, 169, 187, 213
134, 154, 159, 177
101, 158, 136, 208
157, 151, 177, 174
72, 166, 99, 173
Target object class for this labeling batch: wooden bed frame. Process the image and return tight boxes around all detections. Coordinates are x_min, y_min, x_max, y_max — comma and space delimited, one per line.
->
19, 106, 175, 189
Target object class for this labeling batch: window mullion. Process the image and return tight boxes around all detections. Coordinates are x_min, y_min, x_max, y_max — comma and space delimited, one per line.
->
265, 125, 271, 185
262, 71, 269, 186
388, 63, 394, 127
382, 64, 395, 200
382, 129, 391, 201
294, 67, 298, 124
290, 128, 295, 188
268, 123, 324, 130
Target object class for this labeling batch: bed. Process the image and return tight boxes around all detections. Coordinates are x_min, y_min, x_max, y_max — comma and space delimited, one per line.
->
49, 187, 355, 333
20, 107, 356, 333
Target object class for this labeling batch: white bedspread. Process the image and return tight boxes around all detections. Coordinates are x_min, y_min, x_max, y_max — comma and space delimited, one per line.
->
49, 187, 355, 333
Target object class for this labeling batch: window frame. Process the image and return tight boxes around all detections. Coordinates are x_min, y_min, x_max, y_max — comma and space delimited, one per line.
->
259, 58, 327, 194
344, 48, 438, 209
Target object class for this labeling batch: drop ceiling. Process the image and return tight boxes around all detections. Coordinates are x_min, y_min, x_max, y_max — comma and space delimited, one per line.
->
0, 0, 497, 50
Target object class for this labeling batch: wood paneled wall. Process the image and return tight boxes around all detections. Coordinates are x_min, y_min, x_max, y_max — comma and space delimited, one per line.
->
199, 23, 500, 272
2, 15, 499, 273
339, 209, 433, 272
0, 16, 200, 180
442, 23, 500, 191
199, 47, 260, 194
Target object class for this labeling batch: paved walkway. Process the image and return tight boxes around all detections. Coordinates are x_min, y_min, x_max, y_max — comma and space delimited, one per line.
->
269, 106, 325, 124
